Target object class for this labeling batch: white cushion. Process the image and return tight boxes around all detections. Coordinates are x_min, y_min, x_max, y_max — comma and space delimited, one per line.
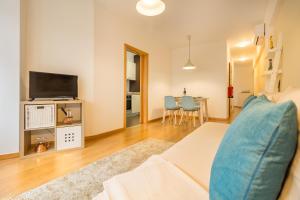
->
162, 122, 229, 191
276, 87, 300, 200
279, 136, 300, 200
276, 87, 300, 130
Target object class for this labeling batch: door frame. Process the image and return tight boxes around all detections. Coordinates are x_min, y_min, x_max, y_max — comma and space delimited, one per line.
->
124, 44, 148, 128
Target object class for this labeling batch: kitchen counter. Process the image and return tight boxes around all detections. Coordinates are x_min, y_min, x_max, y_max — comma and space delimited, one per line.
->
127, 92, 140, 96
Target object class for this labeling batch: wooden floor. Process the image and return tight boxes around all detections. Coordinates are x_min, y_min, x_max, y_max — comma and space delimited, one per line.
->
0, 119, 230, 199
126, 114, 140, 127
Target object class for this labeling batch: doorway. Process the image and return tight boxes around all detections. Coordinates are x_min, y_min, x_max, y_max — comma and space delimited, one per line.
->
229, 60, 254, 119
124, 44, 148, 128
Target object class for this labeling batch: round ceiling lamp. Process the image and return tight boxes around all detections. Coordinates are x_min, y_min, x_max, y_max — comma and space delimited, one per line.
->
136, 0, 166, 16
183, 35, 196, 70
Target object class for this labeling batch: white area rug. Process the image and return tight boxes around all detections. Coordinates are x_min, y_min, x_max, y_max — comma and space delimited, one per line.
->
12, 139, 173, 200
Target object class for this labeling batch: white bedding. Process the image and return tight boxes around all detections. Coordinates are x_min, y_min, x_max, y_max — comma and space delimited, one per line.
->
94, 155, 209, 200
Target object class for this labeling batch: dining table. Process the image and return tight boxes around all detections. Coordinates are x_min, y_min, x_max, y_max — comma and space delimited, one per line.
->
174, 96, 209, 121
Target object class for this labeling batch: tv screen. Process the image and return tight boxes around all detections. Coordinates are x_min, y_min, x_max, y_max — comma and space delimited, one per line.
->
29, 71, 78, 99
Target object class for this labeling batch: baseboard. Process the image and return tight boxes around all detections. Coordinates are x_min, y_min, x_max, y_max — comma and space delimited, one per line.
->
85, 128, 125, 141
148, 117, 162, 123
0, 153, 19, 160
85, 118, 164, 141
147, 116, 230, 123
208, 117, 229, 122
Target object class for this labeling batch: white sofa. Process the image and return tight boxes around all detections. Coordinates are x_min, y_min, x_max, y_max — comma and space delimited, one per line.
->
94, 122, 229, 200
94, 121, 299, 200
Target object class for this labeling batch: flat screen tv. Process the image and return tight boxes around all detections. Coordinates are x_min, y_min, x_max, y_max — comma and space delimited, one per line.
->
29, 71, 78, 100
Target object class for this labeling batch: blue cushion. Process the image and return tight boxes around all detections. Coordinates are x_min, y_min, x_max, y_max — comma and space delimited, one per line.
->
243, 95, 257, 109
210, 95, 298, 200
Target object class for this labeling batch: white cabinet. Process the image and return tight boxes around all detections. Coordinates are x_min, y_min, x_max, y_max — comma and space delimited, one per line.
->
57, 126, 82, 150
20, 100, 84, 157
131, 94, 140, 114
126, 61, 136, 80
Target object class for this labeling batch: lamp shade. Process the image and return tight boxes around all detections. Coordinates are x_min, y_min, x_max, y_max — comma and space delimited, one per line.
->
136, 0, 166, 16
183, 35, 196, 70
183, 59, 196, 70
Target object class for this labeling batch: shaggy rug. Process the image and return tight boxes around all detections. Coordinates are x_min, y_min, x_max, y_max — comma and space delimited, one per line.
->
12, 139, 173, 200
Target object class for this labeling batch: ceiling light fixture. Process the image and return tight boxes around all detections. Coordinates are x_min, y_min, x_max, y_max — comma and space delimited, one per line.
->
183, 35, 196, 70
238, 57, 250, 62
236, 40, 252, 48
136, 0, 166, 16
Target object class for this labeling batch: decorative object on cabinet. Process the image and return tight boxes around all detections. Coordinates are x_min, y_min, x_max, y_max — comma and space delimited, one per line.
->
20, 100, 84, 157
60, 107, 74, 124
35, 136, 50, 153
269, 36, 274, 49
263, 33, 283, 93
254, 23, 265, 46
268, 59, 273, 71
183, 88, 187, 96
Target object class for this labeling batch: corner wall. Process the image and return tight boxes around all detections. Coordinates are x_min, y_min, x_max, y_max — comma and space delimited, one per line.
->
274, 0, 300, 89
0, 0, 20, 155
93, 3, 172, 134
171, 41, 228, 119
21, 0, 172, 136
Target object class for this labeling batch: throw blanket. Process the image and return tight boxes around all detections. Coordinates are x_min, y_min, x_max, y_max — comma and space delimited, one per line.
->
94, 155, 208, 200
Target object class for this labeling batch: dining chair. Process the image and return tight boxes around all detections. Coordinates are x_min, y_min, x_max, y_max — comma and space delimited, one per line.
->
179, 96, 203, 127
162, 96, 181, 125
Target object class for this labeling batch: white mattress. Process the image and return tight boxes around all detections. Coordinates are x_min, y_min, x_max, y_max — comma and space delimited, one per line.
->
162, 122, 229, 191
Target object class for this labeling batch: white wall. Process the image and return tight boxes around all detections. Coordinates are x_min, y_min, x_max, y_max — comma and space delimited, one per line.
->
171, 41, 228, 119
93, 4, 171, 134
22, 0, 171, 136
0, 0, 20, 155
22, 0, 95, 135
274, 0, 300, 89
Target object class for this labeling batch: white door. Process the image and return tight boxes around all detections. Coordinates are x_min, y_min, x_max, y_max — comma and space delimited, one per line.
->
233, 61, 254, 107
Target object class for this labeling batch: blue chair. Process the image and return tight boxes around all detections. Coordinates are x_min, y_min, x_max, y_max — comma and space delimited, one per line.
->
179, 96, 203, 127
162, 96, 181, 125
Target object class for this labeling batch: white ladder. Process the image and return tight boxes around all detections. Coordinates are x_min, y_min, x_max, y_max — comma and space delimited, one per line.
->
264, 32, 283, 94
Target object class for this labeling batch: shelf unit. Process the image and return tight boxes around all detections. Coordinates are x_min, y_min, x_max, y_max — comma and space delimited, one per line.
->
262, 69, 283, 76
263, 33, 283, 93
20, 100, 84, 157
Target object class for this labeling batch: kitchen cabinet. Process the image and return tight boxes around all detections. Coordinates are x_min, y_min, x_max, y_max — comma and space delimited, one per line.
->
126, 61, 136, 80
131, 94, 140, 114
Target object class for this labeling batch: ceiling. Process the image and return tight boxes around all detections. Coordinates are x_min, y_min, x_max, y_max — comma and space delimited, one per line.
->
97, 0, 269, 48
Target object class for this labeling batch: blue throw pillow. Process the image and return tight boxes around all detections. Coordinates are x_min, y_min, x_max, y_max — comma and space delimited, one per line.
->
210, 95, 298, 200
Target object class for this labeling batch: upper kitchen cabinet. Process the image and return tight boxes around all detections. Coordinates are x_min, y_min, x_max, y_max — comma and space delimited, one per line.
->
126, 61, 136, 80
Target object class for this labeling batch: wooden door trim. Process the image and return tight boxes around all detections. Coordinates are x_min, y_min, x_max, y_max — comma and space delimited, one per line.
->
124, 44, 148, 128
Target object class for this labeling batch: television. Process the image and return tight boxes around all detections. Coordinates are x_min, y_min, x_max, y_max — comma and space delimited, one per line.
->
29, 71, 78, 100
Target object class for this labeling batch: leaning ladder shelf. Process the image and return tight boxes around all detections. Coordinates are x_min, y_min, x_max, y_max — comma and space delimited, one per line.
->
263, 33, 283, 94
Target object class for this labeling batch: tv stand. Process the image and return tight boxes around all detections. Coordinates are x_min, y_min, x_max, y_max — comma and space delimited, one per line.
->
53, 99, 73, 101
20, 99, 84, 157
30, 97, 76, 101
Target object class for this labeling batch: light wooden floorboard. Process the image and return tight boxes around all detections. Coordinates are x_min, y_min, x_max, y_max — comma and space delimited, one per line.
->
0, 119, 229, 199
